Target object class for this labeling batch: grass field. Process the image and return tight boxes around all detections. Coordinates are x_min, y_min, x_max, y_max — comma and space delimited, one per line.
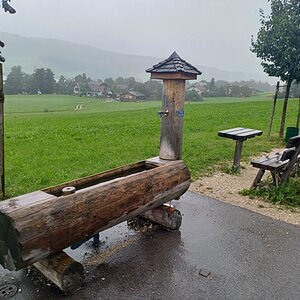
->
4, 94, 299, 198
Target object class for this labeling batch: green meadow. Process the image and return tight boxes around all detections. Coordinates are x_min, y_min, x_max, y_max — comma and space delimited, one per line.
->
4, 94, 299, 198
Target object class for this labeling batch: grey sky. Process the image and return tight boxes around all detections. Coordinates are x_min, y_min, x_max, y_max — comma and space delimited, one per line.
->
0, 0, 270, 74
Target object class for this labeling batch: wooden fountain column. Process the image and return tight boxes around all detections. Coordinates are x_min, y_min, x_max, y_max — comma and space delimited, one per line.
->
147, 52, 201, 161
142, 52, 202, 229
159, 79, 186, 160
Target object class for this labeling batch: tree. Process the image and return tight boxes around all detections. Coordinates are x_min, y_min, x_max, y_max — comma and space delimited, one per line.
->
31, 68, 56, 94
209, 78, 216, 92
23, 74, 33, 94
56, 75, 68, 94
4, 65, 25, 94
185, 90, 203, 102
74, 73, 91, 94
251, 0, 300, 138
145, 80, 163, 100
104, 77, 114, 89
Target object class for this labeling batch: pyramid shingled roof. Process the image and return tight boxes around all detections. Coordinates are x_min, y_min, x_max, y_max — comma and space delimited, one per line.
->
146, 51, 202, 76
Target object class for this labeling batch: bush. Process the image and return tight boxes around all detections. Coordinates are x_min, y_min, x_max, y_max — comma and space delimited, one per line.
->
185, 90, 203, 102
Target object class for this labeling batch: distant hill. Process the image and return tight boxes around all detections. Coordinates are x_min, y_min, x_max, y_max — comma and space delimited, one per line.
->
0, 32, 271, 82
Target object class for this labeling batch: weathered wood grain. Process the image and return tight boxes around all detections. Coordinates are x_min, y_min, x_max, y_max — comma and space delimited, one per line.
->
140, 204, 182, 230
33, 251, 84, 293
160, 79, 186, 160
0, 160, 190, 270
151, 72, 197, 80
251, 138, 300, 187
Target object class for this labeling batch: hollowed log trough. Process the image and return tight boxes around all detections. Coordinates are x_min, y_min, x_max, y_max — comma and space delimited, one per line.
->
0, 159, 190, 271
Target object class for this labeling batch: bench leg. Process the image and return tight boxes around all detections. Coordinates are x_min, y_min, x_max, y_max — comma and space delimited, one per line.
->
251, 169, 265, 189
270, 171, 280, 187
232, 140, 244, 173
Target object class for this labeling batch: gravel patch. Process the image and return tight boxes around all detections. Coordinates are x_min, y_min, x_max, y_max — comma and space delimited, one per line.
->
189, 149, 300, 226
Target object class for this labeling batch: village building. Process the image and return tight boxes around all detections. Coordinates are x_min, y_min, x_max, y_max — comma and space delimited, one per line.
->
86, 82, 114, 98
73, 84, 81, 94
187, 81, 207, 95
119, 91, 146, 101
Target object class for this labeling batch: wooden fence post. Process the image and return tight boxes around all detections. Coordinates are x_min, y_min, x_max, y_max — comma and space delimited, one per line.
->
267, 81, 280, 140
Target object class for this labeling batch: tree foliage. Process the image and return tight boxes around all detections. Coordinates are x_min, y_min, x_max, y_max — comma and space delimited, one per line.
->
31, 68, 56, 94
4, 65, 24, 94
251, 0, 300, 83
251, 0, 300, 137
185, 90, 203, 102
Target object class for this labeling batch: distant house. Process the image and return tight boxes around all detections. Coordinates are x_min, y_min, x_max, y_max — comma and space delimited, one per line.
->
86, 82, 114, 98
73, 84, 81, 94
187, 82, 207, 95
119, 91, 146, 102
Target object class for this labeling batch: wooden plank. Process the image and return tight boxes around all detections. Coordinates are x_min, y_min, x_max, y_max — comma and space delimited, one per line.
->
280, 148, 296, 161
235, 130, 263, 138
286, 135, 300, 148
218, 127, 262, 139
231, 128, 257, 135
219, 128, 254, 136
33, 251, 84, 293
151, 72, 197, 80
0, 160, 190, 271
43, 161, 147, 196
218, 127, 244, 135
218, 128, 262, 140
251, 161, 286, 171
0, 191, 57, 215
280, 144, 300, 184
146, 156, 170, 167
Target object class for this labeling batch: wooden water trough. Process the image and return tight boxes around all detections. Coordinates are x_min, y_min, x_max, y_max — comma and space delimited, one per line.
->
0, 52, 201, 292
0, 158, 190, 271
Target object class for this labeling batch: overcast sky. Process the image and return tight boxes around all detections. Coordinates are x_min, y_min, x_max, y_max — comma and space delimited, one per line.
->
0, 0, 270, 74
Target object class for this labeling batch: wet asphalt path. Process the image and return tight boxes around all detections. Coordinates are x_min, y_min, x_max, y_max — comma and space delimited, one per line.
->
0, 192, 299, 300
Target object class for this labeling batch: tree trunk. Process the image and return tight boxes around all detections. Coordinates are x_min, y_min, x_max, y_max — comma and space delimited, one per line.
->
279, 79, 292, 139
296, 97, 300, 129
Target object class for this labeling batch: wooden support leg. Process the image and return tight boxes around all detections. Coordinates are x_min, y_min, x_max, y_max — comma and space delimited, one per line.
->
33, 251, 84, 293
232, 140, 244, 173
140, 204, 182, 230
270, 171, 280, 187
251, 169, 265, 189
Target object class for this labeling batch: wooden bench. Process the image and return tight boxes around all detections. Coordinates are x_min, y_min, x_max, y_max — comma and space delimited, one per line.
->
251, 135, 300, 188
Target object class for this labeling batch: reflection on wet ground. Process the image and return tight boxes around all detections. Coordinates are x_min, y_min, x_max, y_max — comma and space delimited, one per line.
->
0, 192, 299, 299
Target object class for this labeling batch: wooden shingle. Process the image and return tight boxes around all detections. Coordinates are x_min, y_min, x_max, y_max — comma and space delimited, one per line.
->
146, 51, 201, 80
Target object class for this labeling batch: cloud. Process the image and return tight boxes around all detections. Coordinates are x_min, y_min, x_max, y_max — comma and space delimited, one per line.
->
0, 0, 270, 73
